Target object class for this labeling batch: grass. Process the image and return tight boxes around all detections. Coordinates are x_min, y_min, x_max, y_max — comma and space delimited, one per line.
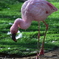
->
0, 1, 59, 57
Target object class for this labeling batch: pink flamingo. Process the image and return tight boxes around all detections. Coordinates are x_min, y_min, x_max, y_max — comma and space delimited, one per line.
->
10, 0, 58, 59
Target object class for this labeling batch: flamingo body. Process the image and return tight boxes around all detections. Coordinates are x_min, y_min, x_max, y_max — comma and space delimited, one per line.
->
10, 0, 57, 33
10, 0, 58, 58
21, 0, 57, 21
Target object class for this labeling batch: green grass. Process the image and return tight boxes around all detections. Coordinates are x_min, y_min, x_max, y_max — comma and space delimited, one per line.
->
0, 1, 59, 57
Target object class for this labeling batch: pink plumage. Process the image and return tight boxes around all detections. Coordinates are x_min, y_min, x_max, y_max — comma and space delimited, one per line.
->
10, 0, 58, 58
10, 0, 57, 32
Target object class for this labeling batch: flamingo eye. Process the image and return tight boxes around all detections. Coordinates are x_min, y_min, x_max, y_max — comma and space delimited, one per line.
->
46, 11, 49, 14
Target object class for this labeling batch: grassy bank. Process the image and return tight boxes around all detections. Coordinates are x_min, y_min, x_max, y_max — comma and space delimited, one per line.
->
0, 1, 59, 56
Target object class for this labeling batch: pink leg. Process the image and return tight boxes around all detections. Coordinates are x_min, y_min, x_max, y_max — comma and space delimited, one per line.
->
36, 22, 40, 59
36, 33, 40, 59
38, 21, 48, 56
36, 21, 48, 59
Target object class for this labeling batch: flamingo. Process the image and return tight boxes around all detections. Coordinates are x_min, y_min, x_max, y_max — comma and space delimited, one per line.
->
10, 0, 58, 59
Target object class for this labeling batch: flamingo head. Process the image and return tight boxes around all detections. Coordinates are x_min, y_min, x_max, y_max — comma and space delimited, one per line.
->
10, 24, 18, 42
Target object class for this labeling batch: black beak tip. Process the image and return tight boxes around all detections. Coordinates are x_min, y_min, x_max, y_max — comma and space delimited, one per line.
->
12, 33, 17, 42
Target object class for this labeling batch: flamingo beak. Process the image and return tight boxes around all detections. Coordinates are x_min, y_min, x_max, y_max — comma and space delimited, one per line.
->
12, 33, 17, 42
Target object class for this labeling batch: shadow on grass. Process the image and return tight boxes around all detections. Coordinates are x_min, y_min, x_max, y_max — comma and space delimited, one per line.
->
0, 17, 59, 56
0, 14, 21, 20
0, 40, 59, 57
0, 39, 58, 50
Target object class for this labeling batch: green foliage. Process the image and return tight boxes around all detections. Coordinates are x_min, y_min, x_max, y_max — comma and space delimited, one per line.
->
47, 0, 59, 2
0, 1, 9, 10
0, 1, 59, 56
0, 0, 23, 10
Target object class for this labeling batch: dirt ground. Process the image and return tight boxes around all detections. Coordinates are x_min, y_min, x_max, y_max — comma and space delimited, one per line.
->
0, 48, 59, 59
18, 48, 59, 59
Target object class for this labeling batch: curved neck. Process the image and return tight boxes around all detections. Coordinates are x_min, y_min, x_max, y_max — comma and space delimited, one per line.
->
14, 18, 32, 29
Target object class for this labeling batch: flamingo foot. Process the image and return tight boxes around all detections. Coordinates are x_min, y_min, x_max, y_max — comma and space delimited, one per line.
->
36, 49, 44, 59
36, 56, 40, 59
39, 49, 44, 56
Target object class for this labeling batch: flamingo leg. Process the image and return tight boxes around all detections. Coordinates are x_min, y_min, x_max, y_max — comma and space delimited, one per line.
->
39, 21, 48, 56
36, 21, 48, 59
36, 22, 40, 59
36, 21, 40, 59
37, 21, 40, 51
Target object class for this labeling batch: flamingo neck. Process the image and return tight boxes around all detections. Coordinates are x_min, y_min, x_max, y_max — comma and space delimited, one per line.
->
14, 18, 32, 29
